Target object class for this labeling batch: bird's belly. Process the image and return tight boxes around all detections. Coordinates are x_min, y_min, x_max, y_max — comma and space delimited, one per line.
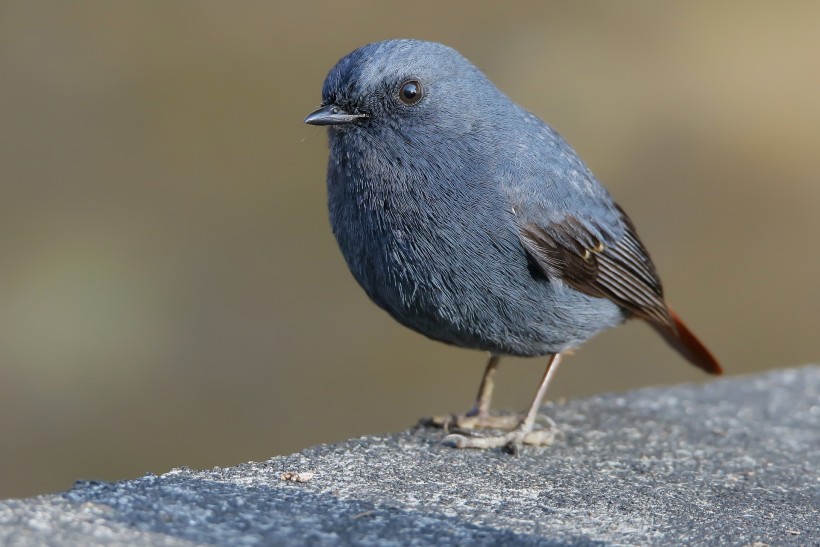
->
332, 215, 624, 357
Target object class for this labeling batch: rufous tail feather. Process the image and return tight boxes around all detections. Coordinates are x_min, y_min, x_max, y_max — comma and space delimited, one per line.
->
651, 308, 722, 375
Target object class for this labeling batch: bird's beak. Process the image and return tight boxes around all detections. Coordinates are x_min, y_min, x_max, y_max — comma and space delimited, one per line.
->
304, 104, 368, 126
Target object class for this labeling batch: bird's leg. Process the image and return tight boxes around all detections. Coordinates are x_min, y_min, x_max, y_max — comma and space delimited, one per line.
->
466, 353, 501, 417
454, 354, 519, 430
425, 354, 521, 430
442, 353, 563, 452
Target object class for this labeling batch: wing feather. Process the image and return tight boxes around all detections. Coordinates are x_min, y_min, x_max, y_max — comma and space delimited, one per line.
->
519, 206, 672, 327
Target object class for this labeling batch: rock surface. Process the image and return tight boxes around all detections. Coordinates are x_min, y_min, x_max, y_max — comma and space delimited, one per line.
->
1, 366, 818, 546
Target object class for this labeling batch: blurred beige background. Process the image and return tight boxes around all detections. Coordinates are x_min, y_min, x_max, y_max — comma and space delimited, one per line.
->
1, 1, 818, 499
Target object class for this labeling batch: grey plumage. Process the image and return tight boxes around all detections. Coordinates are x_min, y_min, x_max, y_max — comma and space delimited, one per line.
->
307, 39, 719, 374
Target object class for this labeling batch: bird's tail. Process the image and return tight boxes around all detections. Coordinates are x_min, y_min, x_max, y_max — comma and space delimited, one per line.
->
652, 308, 722, 375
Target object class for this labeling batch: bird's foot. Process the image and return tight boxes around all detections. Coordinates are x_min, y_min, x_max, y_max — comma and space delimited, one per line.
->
422, 412, 555, 432
441, 425, 559, 455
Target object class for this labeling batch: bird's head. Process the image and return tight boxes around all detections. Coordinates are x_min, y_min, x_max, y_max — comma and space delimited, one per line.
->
305, 40, 504, 151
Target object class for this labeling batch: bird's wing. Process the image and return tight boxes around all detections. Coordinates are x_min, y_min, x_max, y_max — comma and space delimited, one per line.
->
517, 202, 673, 328
504, 118, 720, 373
516, 190, 723, 374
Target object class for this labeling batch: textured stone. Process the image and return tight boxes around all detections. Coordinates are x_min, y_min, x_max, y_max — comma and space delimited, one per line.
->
1, 366, 817, 546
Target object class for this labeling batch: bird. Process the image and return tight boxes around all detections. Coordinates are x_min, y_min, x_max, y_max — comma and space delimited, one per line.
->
304, 39, 721, 453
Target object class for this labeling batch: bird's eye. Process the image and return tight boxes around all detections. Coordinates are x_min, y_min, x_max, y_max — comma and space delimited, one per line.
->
399, 80, 423, 105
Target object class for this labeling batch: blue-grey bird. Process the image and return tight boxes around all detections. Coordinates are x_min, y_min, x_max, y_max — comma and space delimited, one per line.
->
305, 39, 721, 453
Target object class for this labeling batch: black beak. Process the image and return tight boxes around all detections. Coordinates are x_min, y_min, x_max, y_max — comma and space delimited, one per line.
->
304, 104, 368, 126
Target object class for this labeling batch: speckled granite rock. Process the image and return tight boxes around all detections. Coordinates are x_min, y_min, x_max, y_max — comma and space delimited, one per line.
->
1, 366, 818, 546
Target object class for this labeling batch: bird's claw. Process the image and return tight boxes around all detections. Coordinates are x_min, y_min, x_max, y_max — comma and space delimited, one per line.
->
440, 427, 559, 452
423, 413, 524, 432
